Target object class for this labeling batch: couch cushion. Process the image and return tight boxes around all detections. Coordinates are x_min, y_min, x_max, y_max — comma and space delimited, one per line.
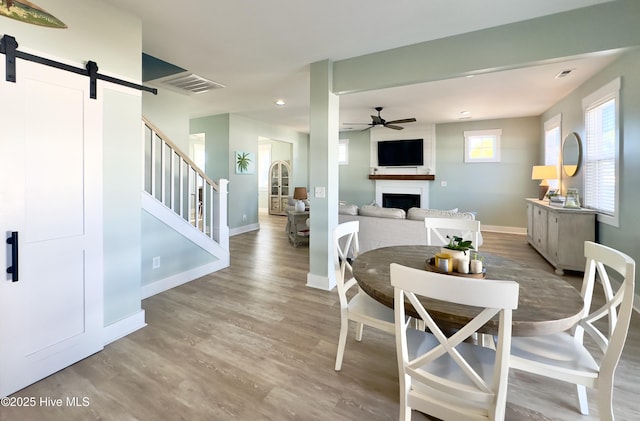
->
359, 205, 406, 219
407, 207, 466, 221
339, 203, 359, 215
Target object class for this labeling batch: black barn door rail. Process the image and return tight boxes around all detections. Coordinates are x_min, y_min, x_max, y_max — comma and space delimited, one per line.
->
1, 34, 157, 99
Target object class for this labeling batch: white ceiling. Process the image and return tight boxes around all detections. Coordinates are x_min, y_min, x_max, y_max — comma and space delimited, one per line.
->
101, 0, 617, 134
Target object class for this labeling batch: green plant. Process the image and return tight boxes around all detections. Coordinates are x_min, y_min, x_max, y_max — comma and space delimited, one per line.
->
445, 235, 474, 255
236, 152, 251, 172
472, 252, 484, 262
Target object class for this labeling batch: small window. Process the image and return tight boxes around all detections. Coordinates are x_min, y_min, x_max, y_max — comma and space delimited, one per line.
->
583, 77, 620, 227
464, 129, 501, 163
338, 139, 349, 165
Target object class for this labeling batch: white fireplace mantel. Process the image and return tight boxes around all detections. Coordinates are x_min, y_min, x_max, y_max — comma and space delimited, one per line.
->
375, 179, 431, 209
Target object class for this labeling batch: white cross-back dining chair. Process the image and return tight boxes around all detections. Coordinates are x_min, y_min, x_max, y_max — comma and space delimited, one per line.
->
424, 217, 481, 250
508, 241, 635, 421
333, 221, 395, 371
391, 263, 519, 421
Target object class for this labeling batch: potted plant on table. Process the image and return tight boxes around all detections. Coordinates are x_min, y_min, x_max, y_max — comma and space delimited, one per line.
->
442, 235, 475, 273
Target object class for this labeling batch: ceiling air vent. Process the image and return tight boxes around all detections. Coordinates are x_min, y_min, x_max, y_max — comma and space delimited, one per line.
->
555, 69, 574, 79
159, 73, 225, 94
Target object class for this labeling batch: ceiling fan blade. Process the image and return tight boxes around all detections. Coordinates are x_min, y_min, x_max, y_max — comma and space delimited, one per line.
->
385, 118, 416, 124
342, 122, 370, 125
385, 124, 404, 130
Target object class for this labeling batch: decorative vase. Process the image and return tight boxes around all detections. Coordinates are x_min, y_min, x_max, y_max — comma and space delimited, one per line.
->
295, 200, 305, 212
441, 248, 470, 273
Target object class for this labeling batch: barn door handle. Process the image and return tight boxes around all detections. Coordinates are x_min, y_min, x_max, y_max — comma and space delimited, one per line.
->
6, 231, 18, 282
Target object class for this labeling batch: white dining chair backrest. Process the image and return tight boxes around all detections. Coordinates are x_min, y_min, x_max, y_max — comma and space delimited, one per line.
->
333, 220, 360, 304
424, 217, 481, 250
508, 241, 635, 420
391, 263, 519, 421
332, 221, 395, 371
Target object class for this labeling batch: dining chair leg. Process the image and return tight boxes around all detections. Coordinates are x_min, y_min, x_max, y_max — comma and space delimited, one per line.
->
335, 317, 349, 371
596, 379, 615, 421
577, 384, 589, 415
355, 322, 364, 341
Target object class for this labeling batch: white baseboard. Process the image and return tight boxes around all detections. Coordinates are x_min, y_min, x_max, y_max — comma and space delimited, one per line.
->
141, 260, 229, 299
103, 310, 146, 346
306, 272, 336, 291
230, 223, 260, 236
482, 225, 527, 235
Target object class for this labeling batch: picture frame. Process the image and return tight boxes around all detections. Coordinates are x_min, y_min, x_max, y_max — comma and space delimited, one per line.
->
235, 151, 255, 174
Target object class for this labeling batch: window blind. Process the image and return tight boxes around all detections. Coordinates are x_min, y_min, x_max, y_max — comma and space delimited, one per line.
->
584, 98, 616, 214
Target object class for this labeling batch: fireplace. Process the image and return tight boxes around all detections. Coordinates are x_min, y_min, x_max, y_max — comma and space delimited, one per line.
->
383, 193, 420, 212
375, 179, 430, 210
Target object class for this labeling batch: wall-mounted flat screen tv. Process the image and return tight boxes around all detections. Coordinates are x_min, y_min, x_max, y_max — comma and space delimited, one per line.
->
377, 138, 424, 167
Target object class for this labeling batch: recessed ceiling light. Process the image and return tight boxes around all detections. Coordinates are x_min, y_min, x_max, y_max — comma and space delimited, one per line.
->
275, 99, 286, 106
460, 110, 470, 115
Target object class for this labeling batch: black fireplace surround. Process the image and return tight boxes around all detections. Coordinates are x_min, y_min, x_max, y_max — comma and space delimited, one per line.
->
382, 193, 420, 212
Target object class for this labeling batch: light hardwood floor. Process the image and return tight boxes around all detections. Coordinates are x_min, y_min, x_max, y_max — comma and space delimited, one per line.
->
2, 213, 639, 420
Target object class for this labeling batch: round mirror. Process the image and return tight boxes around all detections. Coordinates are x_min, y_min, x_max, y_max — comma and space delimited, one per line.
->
562, 132, 581, 177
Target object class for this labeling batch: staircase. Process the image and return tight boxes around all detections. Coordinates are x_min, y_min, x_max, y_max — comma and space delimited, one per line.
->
141, 117, 229, 297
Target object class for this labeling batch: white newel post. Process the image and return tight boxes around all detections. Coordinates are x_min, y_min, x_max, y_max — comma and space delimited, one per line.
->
213, 179, 229, 251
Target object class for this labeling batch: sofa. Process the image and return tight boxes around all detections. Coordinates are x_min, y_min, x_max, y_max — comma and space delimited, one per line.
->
338, 204, 482, 254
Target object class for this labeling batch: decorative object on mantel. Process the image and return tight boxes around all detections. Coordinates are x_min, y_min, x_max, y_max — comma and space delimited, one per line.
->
564, 188, 581, 208
0, 1, 67, 28
293, 187, 308, 212
531, 165, 558, 200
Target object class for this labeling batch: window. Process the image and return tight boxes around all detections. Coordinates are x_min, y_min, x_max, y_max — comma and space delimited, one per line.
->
338, 139, 349, 165
464, 129, 501, 163
582, 77, 620, 227
544, 114, 561, 190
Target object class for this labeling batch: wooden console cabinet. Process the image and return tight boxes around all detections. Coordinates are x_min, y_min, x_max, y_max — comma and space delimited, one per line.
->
525, 199, 596, 275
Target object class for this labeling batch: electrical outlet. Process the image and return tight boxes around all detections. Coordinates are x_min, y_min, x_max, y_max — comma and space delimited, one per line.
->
314, 187, 326, 198
152, 256, 161, 269
440, 181, 447, 187
242, 214, 247, 222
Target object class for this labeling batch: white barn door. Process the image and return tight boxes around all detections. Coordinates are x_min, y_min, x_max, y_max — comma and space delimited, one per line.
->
0, 59, 103, 396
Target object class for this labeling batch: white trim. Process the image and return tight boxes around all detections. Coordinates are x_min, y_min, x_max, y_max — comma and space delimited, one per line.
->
306, 272, 336, 291
230, 223, 260, 236
463, 129, 502, 163
103, 310, 146, 346
481, 225, 527, 235
141, 261, 228, 299
582, 77, 621, 227
544, 113, 562, 131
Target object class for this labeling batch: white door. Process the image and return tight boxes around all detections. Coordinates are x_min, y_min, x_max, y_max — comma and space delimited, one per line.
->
0, 59, 103, 396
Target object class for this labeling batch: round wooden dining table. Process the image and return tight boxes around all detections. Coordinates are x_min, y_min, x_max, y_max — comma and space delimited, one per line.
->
352, 245, 584, 337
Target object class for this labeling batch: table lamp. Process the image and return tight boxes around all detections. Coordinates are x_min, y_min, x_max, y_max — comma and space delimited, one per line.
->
293, 187, 308, 211
531, 165, 558, 200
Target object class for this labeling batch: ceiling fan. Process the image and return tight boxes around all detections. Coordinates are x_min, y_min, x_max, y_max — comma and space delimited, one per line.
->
345, 106, 417, 131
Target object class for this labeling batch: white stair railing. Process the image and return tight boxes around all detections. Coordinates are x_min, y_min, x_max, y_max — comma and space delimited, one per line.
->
142, 117, 228, 250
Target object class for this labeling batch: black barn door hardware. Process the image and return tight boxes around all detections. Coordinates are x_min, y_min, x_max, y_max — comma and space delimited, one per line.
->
6, 231, 18, 282
1, 34, 157, 99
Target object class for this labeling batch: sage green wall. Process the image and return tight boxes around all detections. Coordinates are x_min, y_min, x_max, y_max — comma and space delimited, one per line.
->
4, 0, 144, 327
190, 114, 309, 230
339, 130, 374, 206
228, 115, 309, 230
541, 49, 640, 288
143, 89, 192, 151
141, 212, 218, 285
432, 117, 540, 228
190, 114, 231, 183
103, 89, 143, 325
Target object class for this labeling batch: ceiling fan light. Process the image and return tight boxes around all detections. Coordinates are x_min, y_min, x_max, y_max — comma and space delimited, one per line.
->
275, 99, 286, 106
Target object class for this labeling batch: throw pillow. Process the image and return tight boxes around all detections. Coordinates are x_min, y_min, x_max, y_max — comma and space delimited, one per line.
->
407, 207, 460, 221
359, 205, 406, 219
339, 204, 359, 215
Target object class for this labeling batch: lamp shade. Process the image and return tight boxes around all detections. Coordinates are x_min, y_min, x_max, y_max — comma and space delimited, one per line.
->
293, 187, 308, 200
531, 165, 558, 181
